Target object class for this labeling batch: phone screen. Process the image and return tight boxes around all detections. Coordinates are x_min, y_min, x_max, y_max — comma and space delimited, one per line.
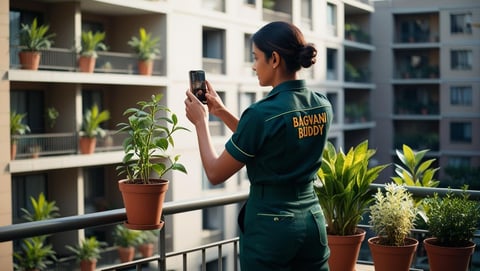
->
189, 70, 207, 104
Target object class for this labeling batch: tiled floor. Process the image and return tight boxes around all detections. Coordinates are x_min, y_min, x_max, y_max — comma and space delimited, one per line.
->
356, 263, 375, 271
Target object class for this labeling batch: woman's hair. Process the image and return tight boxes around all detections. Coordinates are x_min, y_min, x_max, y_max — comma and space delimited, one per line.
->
252, 21, 317, 73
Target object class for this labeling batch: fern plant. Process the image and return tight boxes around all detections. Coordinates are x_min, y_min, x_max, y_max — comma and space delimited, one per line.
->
315, 140, 389, 236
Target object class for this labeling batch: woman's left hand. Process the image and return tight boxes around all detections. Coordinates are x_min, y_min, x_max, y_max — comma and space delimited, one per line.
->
185, 90, 208, 127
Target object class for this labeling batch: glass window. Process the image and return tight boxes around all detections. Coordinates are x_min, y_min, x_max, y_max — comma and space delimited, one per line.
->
10, 90, 45, 133
12, 174, 47, 223
326, 92, 337, 124
326, 3, 337, 36
209, 91, 226, 136
450, 86, 472, 106
450, 13, 472, 34
450, 122, 472, 143
203, 27, 226, 74
238, 92, 256, 115
244, 33, 253, 63
451, 50, 472, 70
326, 48, 337, 80
244, 0, 255, 5
448, 156, 471, 168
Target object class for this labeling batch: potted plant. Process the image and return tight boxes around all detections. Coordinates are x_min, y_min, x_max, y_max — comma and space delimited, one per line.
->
78, 30, 107, 73
127, 27, 160, 76
113, 224, 142, 262
45, 107, 59, 129
368, 183, 418, 271
65, 236, 107, 271
10, 112, 31, 160
13, 237, 57, 271
314, 140, 389, 271
18, 18, 55, 70
79, 104, 110, 154
116, 93, 188, 230
422, 187, 480, 271
137, 230, 159, 258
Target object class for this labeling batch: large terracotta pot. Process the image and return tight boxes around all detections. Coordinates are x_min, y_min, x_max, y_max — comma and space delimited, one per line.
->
137, 60, 153, 76
19, 51, 41, 70
327, 228, 366, 271
80, 259, 97, 271
368, 236, 418, 271
118, 246, 135, 262
78, 56, 96, 73
118, 179, 169, 230
423, 237, 475, 271
79, 137, 96, 154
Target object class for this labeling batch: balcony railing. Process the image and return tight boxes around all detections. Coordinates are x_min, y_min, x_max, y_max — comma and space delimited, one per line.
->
10, 46, 165, 76
12, 130, 126, 159
1, 185, 479, 270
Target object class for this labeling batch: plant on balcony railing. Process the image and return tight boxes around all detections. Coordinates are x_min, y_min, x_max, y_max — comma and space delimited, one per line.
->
10, 112, 31, 160
79, 104, 110, 154
19, 18, 55, 70
345, 23, 371, 43
78, 30, 107, 73
128, 27, 160, 76
66, 236, 107, 271
45, 107, 59, 129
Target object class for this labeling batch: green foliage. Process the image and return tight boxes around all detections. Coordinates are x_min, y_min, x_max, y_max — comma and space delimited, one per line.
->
80, 30, 107, 57
14, 237, 56, 271
423, 188, 480, 247
113, 225, 142, 248
369, 183, 417, 246
80, 104, 110, 138
21, 192, 60, 222
19, 18, 55, 51
128, 27, 160, 61
66, 236, 106, 261
45, 107, 59, 128
315, 140, 389, 236
391, 144, 439, 188
11, 112, 31, 143
116, 94, 189, 184
138, 230, 159, 244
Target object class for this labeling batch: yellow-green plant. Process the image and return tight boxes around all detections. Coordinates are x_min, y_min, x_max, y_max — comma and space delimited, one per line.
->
315, 140, 390, 236
127, 28, 160, 61
66, 236, 107, 261
113, 224, 142, 248
11, 112, 31, 144
369, 183, 417, 246
80, 104, 110, 138
392, 144, 439, 188
19, 18, 55, 52
80, 30, 107, 58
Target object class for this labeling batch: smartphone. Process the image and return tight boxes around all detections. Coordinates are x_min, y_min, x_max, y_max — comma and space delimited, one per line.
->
189, 70, 207, 104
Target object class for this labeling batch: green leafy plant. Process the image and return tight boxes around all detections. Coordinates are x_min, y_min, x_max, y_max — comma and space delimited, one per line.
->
80, 104, 110, 138
127, 27, 160, 61
80, 30, 107, 58
369, 183, 417, 246
113, 224, 142, 248
11, 112, 31, 143
21, 192, 60, 222
14, 237, 57, 271
116, 94, 188, 184
423, 187, 480, 247
19, 18, 55, 52
315, 140, 389, 236
66, 236, 106, 261
45, 107, 59, 128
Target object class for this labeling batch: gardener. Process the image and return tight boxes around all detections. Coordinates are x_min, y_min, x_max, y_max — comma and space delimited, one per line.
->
184, 21, 332, 271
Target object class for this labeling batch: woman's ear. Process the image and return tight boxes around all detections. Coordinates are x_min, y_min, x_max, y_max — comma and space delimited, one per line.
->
272, 51, 280, 68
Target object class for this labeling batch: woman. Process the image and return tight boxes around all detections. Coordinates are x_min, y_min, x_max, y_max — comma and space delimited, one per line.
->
185, 21, 332, 271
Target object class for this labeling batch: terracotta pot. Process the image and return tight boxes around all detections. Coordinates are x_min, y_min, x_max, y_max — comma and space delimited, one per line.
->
138, 243, 154, 258
11, 143, 17, 160
79, 137, 96, 154
118, 246, 135, 262
118, 179, 169, 230
423, 237, 475, 271
19, 51, 41, 70
80, 259, 97, 271
368, 236, 418, 271
327, 228, 366, 271
137, 60, 153, 76
78, 56, 96, 73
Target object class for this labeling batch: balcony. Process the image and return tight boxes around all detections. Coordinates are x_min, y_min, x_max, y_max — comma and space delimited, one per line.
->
1, 185, 479, 270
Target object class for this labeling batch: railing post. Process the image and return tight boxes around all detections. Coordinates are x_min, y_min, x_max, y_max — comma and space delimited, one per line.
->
159, 215, 166, 271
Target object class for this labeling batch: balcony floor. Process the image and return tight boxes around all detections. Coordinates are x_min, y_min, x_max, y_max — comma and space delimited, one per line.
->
357, 264, 374, 270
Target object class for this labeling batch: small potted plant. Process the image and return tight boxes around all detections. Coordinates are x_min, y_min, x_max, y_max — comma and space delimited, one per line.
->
79, 104, 110, 154
116, 93, 188, 230
423, 187, 480, 271
13, 237, 57, 271
137, 230, 159, 258
18, 18, 55, 70
368, 183, 418, 271
65, 236, 107, 271
10, 112, 31, 160
113, 224, 142, 262
127, 27, 160, 76
315, 140, 389, 271
78, 30, 107, 73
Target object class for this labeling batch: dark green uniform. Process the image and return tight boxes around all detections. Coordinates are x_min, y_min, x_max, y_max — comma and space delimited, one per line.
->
226, 80, 332, 270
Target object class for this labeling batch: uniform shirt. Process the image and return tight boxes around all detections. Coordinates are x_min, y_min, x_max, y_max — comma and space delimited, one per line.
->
226, 80, 333, 185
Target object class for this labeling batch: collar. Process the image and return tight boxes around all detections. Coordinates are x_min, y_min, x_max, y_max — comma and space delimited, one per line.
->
266, 80, 307, 99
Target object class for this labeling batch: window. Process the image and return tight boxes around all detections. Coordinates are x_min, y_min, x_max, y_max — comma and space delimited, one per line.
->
11, 90, 45, 133
203, 27, 226, 74
301, 0, 313, 30
451, 13, 472, 34
450, 86, 472, 106
451, 50, 472, 70
244, 33, 253, 63
12, 174, 47, 223
238, 92, 256, 115
450, 122, 472, 143
327, 92, 337, 123
244, 0, 255, 5
326, 3, 337, 36
326, 48, 337, 80
209, 91, 226, 136
448, 156, 471, 168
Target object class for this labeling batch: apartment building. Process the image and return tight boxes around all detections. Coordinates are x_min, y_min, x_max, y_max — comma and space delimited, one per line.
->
371, 0, 480, 184
1, 0, 376, 268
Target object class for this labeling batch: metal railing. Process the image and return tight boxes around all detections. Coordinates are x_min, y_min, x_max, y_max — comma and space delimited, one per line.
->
1, 185, 479, 270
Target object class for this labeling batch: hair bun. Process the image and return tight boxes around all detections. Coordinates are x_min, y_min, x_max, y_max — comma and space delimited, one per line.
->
298, 44, 317, 68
